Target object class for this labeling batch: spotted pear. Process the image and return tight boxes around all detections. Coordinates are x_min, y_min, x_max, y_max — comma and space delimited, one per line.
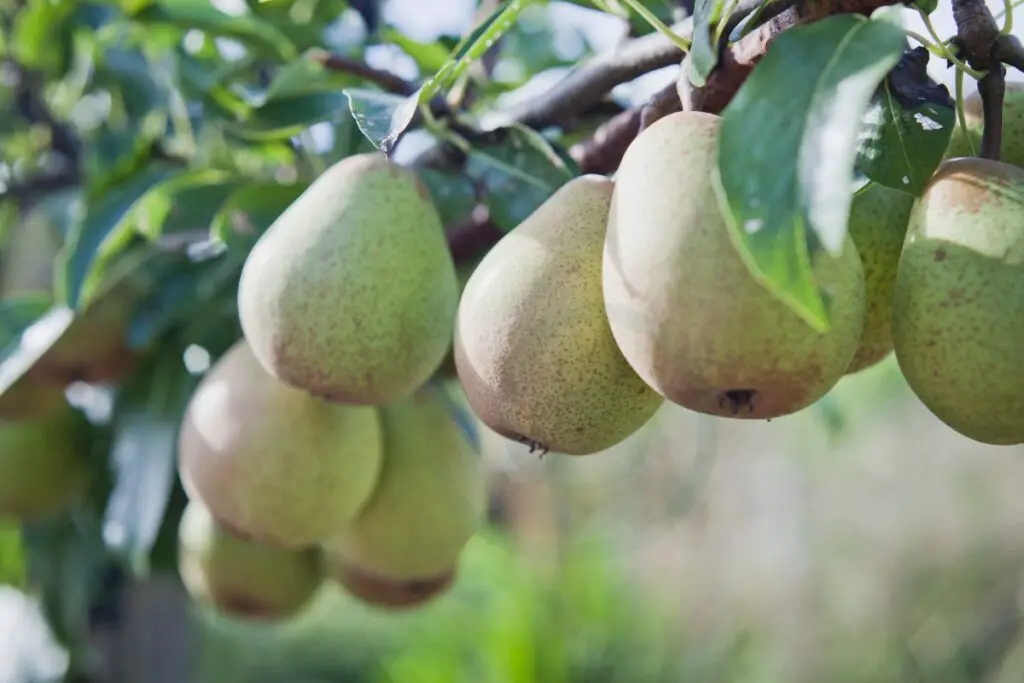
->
0, 402, 92, 521
454, 175, 664, 455
891, 157, 1024, 445
238, 153, 459, 404
323, 383, 485, 590
603, 111, 866, 419
177, 339, 384, 548
946, 84, 1024, 167
846, 181, 915, 373
177, 500, 324, 621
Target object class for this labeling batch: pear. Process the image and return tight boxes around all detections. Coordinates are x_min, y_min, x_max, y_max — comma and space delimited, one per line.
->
329, 559, 455, 610
177, 339, 384, 548
891, 157, 1024, 445
946, 84, 1024, 168
0, 200, 63, 297
454, 175, 664, 455
237, 152, 459, 405
603, 111, 867, 419
177, 500, 324, 621
323, 383, 485, 589
846, 181, 915, 373
0, 402, 92, 521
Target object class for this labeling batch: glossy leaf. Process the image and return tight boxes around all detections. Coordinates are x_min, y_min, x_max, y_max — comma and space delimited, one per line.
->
715, 14, 905, 331
125, 170, 242, 240
418, 168, 479, 228
689, 0, 726, 87
209, 181, 310, 250
857, 47, 954, 196
343, 88, 420, 154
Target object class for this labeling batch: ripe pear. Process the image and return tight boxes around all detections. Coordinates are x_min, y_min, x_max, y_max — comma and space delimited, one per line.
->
454, 175, 664, 455
323, 383, 485, 588
177, 500, 325, 621
177, 339, 384, 548
846, 181, 915, 373
891, 157, 1024, 445
329, 559, 455, 610
237, 152, 459, 404
0, 402, 91, 521
603, 111, 867, 419
946, 84, 1024, 167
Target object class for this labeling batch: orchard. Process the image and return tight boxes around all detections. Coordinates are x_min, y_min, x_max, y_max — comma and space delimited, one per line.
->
0, 0, 1021, 681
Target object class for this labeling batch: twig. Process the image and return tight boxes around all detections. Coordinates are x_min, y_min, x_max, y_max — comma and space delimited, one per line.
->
309, 49, 416, 95
639, 80, 683, 131
569, 108, 642, 175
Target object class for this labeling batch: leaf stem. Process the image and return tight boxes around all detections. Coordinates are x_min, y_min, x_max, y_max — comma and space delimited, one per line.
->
904, 29, 954, 59
618, 0, 692, 52
954, 66, 978, 157
1001, 0, 1014, 33
914, 9, 988, 79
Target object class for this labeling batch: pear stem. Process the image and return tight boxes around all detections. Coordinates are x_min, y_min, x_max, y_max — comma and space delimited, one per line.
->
977, 68, 1007, 161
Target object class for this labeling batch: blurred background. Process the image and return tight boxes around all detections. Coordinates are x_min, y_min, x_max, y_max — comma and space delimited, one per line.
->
1, 0, 1023, 682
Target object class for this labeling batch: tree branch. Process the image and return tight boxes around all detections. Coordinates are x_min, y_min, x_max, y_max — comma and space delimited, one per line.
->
977, 67, 1006, 160
309, 49, 417, 95
570, 107, 643, 174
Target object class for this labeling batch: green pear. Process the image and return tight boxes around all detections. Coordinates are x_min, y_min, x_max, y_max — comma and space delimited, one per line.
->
0, 402, 92, 521
328, 559, 455, 610
946, 84, 1024, 167
237, 152, 459, 405
454, 175, 664, 455
891, 157, 1024, 445
846, 181, 915, 373
323, 383, 485, 587
178, 500, 325, 621
177, 339, 384, 548
603, 111, 866, 419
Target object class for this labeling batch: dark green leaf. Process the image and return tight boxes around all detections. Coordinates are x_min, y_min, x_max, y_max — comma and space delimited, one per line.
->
715, 13, 905, 331
381, 27, 451, 74
103, 348, 200, 571
343, 88, 420, 154
0, 295, 57, 348
913, 0, 938, 14
60, 163, 181, 308
0, 523, 26, 587
857, 47, 954, 196
689, 0, 726, 87
10, 0, 75, 73
418, 168, 478, 228
260, 49, 355, 102
465, 124, 576, 231
236, 91, 350, 141
132, 0, 298, 60
209, 182, 310, 250
125, 170, 243, 240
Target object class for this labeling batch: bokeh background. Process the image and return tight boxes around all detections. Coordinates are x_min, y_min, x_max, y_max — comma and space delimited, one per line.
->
2, 1, 1024, 682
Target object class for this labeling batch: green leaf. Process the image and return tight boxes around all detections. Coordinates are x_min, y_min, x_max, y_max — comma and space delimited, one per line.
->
913, 0, 938, 14
10, 0, 76, 73
465, 124, 576, 231
131, 0, 298, 60
103, 348, 200, 573
688, 0, 726, 87
857, 47, 955, 196
418, 168, 479, 228
0, 295, 57, 348
260, 49, 354, 102
715, 14, 905, 331
60, 163, 181, 308
0, 522, 26, 587
125, 170, 242, 240
209, 182, 310, 250
343, 88, 420, 154
381, 27, 452, 74
236, 91, 351, 141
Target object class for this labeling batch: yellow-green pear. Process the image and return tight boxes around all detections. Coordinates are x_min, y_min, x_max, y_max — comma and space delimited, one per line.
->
892, 157, 1024, 445
177, 500, 325, 621
946, 84, 1024, 167
846, 181, 915, 373
0, 402, 92, 521
177, 339, 384, 548
323, 383, 485, 589
454, 175, 664, 455
328, 559, 456, 610
237, 152, 459, 404
603, 111, 867, 419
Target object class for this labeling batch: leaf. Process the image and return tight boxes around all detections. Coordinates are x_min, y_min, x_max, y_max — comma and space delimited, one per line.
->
236, 91, 351, 141
125, 170, 242, 240
913, 0, 938, 14
689, 0, 726, 88
381, 27, 452, 74
103, 348, 200, 573
60, 162, 181, 308
0, 522, 26, 587
344, 88, 421, 155
857, 46, 954, 196
209, 181, 310, 250
418, 168, 479, 228
465, 124, 576, 231
714, 14, 906, 331
131, 0, 298, 60
10, 0, 75, 73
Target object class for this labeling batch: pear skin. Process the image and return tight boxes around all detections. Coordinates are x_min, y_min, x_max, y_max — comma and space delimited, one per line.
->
178, 500, 324, 621
846, 182, 915, 373
330, 561, 455, 610
323, 383, 485, 585
945, 84, 1024, 168
177, 339, 384, 548
603, 111, 866, 419
454, 175, 664, 455
892, 157, 1024, 445
238, 153, 459, 405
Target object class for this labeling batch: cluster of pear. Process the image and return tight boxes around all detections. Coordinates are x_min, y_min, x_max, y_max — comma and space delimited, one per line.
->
456, 108, 1022, 452
175, 154, 487, 623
